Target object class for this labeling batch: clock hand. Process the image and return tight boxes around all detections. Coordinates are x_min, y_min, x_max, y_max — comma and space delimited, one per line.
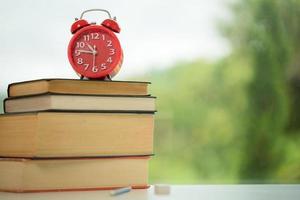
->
92, 51, 96, 67
76, 49, 94, 54
92, 45, 98, 68
86, 43, 95, 52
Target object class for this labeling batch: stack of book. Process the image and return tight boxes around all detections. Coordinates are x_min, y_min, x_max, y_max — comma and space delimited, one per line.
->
0, 79, 155, 192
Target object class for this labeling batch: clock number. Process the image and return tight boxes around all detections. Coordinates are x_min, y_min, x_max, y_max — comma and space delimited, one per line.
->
83, 64, 89, 71
75, 50, 81, 56
107, 40, 113, 47
76, 42, 85, 48
100, 63, 107, 70
83, 35, 90, 41
91, 33, 100, 40
109, 49, 115, 55
77, 58, 83, 64
107, 57, 113, 63
92, 66, 98, 72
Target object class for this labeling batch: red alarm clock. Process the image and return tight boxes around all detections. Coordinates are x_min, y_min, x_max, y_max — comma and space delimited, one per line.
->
68, 9, 123, 79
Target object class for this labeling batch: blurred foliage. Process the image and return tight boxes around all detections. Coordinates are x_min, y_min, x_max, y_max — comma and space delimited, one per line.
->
146, 59, 251, 183
147, 0, 300, 183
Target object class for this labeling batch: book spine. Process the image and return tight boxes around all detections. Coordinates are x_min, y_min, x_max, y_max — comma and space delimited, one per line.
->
2, 98, 7, 113
7, 84, 11, 97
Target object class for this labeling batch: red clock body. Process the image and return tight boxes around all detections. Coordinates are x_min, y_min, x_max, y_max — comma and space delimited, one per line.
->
68, 22, 123, 79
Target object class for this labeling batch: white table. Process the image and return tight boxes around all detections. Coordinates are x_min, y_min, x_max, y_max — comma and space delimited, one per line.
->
0, 185, 299, 200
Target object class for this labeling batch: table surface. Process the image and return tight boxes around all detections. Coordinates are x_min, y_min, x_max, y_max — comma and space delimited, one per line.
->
0, 185, 299, 200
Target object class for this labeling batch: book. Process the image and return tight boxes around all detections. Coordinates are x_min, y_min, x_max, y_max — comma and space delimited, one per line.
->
4, 93, 156, 113
8, 79, 150, 97
0, 112, 153, 158
0, 156, 150, 192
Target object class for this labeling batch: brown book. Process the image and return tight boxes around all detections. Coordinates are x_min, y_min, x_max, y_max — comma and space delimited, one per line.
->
4, 93, 156, 113
0, 156, 150, 192
8, 79, 150, 97
0, 112, 153, 158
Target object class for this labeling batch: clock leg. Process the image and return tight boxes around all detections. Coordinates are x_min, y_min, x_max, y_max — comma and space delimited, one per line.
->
105, 75, 112, 81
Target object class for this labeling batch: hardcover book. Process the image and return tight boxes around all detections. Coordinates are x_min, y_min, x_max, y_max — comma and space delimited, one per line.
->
0, 156, 150, 192
0, 112, 154, 158
4, 93, 156, 113
8, 79, 150, 97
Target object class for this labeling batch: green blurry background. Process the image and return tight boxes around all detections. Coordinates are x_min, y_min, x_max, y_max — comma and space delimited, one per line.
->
1, 0, 300, 183
145, 0, 300, 183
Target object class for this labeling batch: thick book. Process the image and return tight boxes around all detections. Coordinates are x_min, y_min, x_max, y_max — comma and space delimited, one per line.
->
4, 93, 156, 113
0, 112, 153, 158
8, 79, 150, 97
0, 156, 150, 192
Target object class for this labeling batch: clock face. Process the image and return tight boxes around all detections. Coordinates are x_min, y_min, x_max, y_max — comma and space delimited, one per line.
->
68, 26, 122, 78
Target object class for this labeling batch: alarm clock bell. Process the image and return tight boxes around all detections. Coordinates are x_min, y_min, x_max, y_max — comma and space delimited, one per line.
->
71, 17, 121, 34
